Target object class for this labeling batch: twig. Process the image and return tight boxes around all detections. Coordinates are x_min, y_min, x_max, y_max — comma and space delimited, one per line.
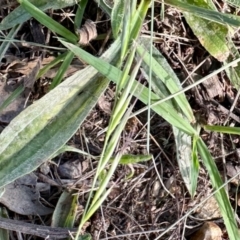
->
0, 217, 77, 239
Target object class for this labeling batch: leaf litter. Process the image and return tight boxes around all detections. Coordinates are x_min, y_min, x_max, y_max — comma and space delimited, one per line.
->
1, 1, 240, 240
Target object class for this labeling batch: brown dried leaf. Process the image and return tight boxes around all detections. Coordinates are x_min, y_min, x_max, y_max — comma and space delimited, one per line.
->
98, 93, 112, 115
226, 163, 240, 185
0, 57, 42, 122
0, 76, 26, 123
77, 20, 97, 45
22, 57, 42, 89
190, 222, 222, 240
0, 174, 52, 216
195, 196, 221, 219
58, 160, 82, 179
201, 76, 224, 100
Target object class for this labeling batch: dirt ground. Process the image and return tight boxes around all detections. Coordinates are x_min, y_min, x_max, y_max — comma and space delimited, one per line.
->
1, 1, 240, 240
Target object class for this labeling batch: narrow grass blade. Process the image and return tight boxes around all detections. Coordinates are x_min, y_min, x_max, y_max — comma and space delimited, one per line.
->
51, 145, 96, 159
117, 154, 152, 164
0, 0, 76, 30
18, 0, 78, 43
0, 24, 21, 62
50, 51, 74, 89
136, 38, 197, 195
197, 138, 240, 240
60, 40, 197, 134
191, 134, 200, 196
130, 0, 151, 41
111, 0, 125, 38
120, 1, 131, 62
204, 125, 240, 134
74, 0, 88, 30
136, 38, 195, 122
0, 85, 24, 113
94, 0, 112, 16
37, 52, 69, 79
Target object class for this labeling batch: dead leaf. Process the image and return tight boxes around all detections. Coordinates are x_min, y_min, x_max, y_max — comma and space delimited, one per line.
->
226, 163, 240, 185
0, 174, 52, 215
201, 75, 224, 100
0, 76, 26, 123
190, 222, 222, 240
0, 56, 42, 122
195, 196, 221, 219
98, 94, 112, 115
77, 20, 97, 46
22, 57, 42, 89
58, 160, 82, 179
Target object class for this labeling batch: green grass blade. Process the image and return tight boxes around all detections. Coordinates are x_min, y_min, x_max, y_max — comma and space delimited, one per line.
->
60, 40, 197, 135
74, 0, 88, 30
37, 52, 69, 79
111, 0, 125, 38
0, 85, 24, 114
50, 51, 74, 89
136, 38, 195, 122
0, 24, 21, 62
197, 138, 240, 239
0, 0, 77, 30
18, 0, 78, 43
204, 125, 240, 134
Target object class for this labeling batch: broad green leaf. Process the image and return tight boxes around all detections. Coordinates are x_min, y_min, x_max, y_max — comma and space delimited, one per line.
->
165, 0, 240, 27
0, 38, 121, 188
37, 52, 69, 79
52, 191, 78, 228
197, 138, 240, 240
0, 75, 108, 188
183, 0, 229, 62
1, 0, 77, 30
